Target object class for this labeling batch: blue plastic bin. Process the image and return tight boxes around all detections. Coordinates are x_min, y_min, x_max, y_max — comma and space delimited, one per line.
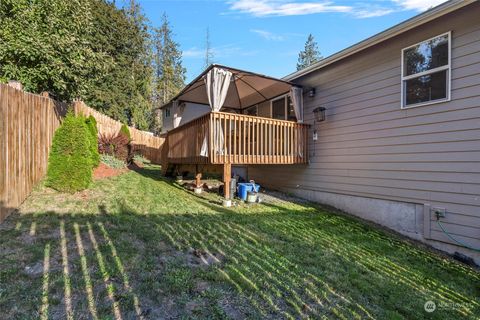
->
237, 183, 260, 201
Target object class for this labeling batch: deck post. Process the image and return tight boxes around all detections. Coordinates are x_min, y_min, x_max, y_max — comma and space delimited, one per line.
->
223, 163, 232, 206
195, 165, 202, 187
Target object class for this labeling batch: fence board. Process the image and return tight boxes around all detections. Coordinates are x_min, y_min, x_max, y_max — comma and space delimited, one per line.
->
0, 84, 64, 222
0, 84, 164, 223
73, 101, 164, 164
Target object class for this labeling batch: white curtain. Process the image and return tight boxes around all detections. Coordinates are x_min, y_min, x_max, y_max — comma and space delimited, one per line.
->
205, 67, 232, 111
290, 86, 303, 123
201, 67, 233, 156
290, 87, 304, 158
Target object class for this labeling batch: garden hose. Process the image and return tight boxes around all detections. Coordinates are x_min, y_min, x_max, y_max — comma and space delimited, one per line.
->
435, 212, 480, 252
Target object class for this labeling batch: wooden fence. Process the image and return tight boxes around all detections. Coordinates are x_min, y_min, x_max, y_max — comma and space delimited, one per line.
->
0, 84, 67, 222
73, 101, 164, 163
0, 84, 164, 222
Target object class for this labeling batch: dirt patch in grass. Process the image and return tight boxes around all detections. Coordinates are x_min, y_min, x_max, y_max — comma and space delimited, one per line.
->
93, 162, 127, 180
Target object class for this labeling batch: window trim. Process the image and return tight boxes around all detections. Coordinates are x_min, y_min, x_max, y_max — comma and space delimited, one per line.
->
164, 107, 171, 118
400, 31, 451, 109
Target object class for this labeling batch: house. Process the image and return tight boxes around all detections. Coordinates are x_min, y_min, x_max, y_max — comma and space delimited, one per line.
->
160, 0, 480, 263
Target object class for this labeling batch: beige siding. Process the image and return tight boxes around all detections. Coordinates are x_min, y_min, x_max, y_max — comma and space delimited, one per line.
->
250, 3, 480, 248
162, 102, 210, 133
257, 101, 271, 117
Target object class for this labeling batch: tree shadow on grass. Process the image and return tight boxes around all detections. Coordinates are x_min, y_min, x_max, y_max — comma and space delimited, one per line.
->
1, 197, 479, 319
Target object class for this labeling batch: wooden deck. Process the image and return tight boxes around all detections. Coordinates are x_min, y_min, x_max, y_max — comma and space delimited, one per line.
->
166, 112, 309, 165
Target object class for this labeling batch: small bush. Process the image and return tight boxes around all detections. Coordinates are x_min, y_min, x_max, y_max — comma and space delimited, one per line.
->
120, 123, 131, 141
85, 115, 100, 167
46, 112, 92, 193
98, 133, 131, 163
100, 154, 125, 169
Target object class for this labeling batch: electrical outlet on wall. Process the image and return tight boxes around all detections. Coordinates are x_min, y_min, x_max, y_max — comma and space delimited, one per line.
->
432, 207, 446, 218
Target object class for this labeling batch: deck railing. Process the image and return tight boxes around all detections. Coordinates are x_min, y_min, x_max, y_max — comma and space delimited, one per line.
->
167, 113, 210, 164
167, 112, 309, 165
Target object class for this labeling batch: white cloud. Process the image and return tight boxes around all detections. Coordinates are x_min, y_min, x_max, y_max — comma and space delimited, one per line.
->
250, 29, 285, 41
228, 0, 448, 18
229, 0, 352, 17
183, 47, 204, 58
353, 8, 394, 18
393, 0, 447, 11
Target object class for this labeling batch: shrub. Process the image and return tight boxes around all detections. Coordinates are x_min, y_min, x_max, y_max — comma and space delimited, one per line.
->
119, 123, 131, 141
85, 115, 100, 167
100, 154, 125, 169
46, 112, 92, 193
98, 133, 131, 163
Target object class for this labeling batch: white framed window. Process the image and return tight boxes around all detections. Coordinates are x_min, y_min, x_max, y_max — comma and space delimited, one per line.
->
270, 95, 296, 121
164, 107, 171, 118
401, 31, 451, 109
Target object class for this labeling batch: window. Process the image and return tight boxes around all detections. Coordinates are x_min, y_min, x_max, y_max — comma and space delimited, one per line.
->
271, 95, 297, 121
165, 107, 171, 118
401, 32, 451, 108
272, 98, 285, 120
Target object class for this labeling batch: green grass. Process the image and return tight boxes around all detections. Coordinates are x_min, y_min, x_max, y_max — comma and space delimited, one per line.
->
0, 164, 479, 319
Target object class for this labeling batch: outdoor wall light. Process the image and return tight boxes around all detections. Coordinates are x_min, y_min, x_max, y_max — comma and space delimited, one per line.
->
308, 87, 316, 97
313, 106, 326, 122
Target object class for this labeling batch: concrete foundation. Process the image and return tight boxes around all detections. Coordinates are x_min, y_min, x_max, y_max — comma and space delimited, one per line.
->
281, 187, 480, 266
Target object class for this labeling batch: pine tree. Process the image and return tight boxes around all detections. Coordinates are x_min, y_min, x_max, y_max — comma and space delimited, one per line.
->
152, 13, 186, 133
203, 27, 214, 70
124, 0, 154, 130
297, 34, 322, 71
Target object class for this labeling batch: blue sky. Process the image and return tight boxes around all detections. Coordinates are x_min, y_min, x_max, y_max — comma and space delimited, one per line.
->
117, 0, 447, 82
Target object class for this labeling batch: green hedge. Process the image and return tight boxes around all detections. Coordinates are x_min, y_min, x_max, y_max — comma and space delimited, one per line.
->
120, 123, 131, 140
85, 115, 100, 167
46, 112, 93, 193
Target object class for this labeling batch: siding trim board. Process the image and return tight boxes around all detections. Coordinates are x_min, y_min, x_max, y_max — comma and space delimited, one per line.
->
250, 2, 480, 263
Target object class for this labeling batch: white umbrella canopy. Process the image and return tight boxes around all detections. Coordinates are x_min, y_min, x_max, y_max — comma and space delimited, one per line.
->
168, 64, 300, 111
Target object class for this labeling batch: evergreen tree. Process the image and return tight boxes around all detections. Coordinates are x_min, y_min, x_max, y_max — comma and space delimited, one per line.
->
123, 0, 154, 130
297, 34, 322, 71
83, 0, 153, 130
203, 27, 214, 70
154, 13, 186, 105
46, 112, 93, 193
0, 0, 155, 130
152, 13, 186, 133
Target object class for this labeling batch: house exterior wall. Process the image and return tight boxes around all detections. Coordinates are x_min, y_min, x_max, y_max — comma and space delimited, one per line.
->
257, 101, 271, 117
249, 3, 480, 263
162, 102, 211, 133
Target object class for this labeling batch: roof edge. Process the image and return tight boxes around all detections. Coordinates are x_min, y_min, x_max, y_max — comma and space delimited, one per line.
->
284, 0, 475, 81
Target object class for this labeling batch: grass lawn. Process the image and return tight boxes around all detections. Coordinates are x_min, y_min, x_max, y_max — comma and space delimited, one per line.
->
0, 164, 479, 319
